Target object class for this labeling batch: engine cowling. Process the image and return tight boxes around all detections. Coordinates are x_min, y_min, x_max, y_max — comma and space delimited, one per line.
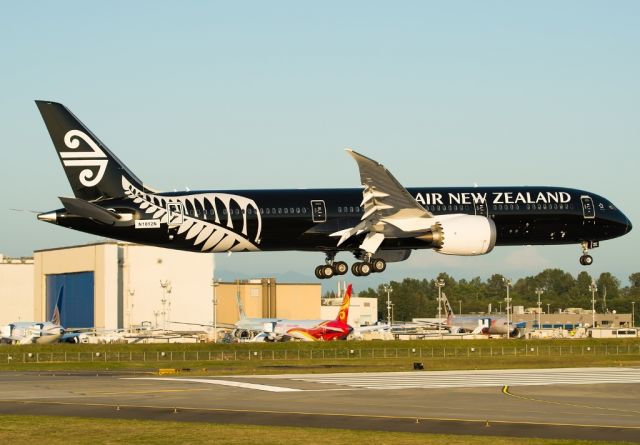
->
428, 214, 497, 256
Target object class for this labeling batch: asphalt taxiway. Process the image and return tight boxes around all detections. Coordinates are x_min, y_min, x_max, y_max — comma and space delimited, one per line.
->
1, 367, 639, 441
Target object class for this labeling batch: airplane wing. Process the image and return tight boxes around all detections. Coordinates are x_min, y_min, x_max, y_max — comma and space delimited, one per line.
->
330, 150, 434, 256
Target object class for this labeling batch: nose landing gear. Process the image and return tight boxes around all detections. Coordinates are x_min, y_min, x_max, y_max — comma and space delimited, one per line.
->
579, 240, 598, 266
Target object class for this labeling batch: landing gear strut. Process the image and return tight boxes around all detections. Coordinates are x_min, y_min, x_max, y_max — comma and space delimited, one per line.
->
579, 240, 598, 266
314, 252, 348, 279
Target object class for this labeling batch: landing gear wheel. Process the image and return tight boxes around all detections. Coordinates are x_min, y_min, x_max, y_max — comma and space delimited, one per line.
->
322, 265, 335, 278
371, 258, 386, 273
579, 254, 593, 266
333, 261, 348, 275
351, 262, 362, 277
359, 262, 371, 276
354, 262, 371, 276
315, 265, 324, 279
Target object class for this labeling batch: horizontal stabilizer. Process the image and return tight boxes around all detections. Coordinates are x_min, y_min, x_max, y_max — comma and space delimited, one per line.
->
59, 197, 121, 225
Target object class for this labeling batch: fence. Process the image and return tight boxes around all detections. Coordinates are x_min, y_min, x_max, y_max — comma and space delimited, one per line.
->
1, 344, 640, 364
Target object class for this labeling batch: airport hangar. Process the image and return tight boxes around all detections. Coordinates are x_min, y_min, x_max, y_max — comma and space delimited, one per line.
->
0, 242, 377, 331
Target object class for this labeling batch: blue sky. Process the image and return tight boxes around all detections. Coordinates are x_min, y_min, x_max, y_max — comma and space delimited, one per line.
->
1, 1, 639, 288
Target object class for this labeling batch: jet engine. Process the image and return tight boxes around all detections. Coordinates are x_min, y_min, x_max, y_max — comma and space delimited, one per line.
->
419, 215, 497, 256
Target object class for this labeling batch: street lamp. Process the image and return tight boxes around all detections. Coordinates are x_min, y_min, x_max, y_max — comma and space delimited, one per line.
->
535, 288, 544, 329
212, 279, 220, 343
503, 278, 512, 338
547, 303, 551, 315
383, 284, 393, 327
631, 301, 635, 328
127, 289, 135, 330
435, 279, 445, 335
160, 280, 172, 331
589, 280, 597, 329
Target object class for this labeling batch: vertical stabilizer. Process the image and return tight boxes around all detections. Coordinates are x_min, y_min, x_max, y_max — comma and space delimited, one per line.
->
335, 284, 352, 323
36, 100, 147, 202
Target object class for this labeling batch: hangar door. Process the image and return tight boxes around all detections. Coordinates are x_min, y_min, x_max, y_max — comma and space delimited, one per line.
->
46, 272, 94, 328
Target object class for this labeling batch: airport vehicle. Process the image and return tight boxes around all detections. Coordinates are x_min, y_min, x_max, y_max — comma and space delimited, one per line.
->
35, 101, 632, 278
252, 284, 353, 341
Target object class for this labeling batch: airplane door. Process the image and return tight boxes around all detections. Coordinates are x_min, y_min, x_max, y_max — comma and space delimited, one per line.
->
580, 195, 595, 219
167, 202, 184, 227
474, 200, 488, 217
311, 200, 326, 223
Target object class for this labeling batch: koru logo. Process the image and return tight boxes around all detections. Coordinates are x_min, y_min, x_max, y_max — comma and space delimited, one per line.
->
60, 130, 108, 187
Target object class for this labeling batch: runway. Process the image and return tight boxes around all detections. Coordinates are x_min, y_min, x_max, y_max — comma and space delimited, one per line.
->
1, 367, 639, 441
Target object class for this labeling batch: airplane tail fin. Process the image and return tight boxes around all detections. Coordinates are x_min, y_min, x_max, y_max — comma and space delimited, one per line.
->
35, 100, 150, 202
236, 282, 247, 320
335, 284, 353, 323
51, 285, 63, 325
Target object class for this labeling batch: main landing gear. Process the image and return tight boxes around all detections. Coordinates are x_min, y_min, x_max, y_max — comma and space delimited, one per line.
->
315, 253, 387, 279
579, 240, 598, 266
314, 253, 349, 279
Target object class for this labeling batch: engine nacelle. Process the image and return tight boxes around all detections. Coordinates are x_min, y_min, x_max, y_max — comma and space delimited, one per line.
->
428, 214, 497, 256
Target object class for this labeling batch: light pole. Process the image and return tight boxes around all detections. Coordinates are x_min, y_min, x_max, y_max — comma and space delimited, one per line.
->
212, 279, 220, 343
632, 302, 636, 328
383, 284, 393, 327
589, 280, 597, 329
503, 278, 512, 338
458, 300, 462, 315
435, 279, 445, 335
535, 288, 544, 329
547, 303, 551, 315
160, 280, 172, 331
127, 289, 135, 330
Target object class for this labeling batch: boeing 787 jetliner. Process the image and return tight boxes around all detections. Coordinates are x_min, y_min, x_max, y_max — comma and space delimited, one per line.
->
35, 101, 632, 278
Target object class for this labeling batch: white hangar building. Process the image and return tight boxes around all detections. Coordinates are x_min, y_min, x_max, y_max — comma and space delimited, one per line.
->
32, 242, 214, 330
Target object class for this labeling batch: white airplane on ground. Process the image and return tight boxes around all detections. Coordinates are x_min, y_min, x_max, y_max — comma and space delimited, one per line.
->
1, 288, 64, 344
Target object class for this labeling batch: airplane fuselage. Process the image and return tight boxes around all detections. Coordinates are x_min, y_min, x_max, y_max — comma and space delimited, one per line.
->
43, 185, 630, 255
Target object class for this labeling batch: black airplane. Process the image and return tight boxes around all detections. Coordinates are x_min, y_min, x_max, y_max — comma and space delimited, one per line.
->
35, 101, 632, 279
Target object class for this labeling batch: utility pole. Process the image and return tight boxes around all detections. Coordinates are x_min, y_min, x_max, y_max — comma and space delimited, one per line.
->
458, 300, 462, 316
383, 284, 393, 327
547, 303, 551, 315
632, 302, 636, 328
589, 280, 597, 329
535, 288, 544, 329
435, 279, 445, 335
503, 278, 512, 338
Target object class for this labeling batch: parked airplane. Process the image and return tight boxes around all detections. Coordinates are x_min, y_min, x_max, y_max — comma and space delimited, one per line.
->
35, 101, 632, 278
1, 288, 65, 344
441, 292, 520, 337
253, 284, 353, 341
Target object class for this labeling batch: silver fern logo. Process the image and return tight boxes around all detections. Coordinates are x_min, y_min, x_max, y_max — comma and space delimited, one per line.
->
122, 177, 262, 252
60, 130, 108, 187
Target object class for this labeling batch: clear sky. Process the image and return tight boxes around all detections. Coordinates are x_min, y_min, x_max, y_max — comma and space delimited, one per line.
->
1, 1, 639, 289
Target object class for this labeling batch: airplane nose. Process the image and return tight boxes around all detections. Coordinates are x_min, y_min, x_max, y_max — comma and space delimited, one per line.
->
626, 216, 633, 234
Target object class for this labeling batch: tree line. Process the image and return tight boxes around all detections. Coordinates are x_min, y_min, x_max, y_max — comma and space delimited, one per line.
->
324, 270, 640, 324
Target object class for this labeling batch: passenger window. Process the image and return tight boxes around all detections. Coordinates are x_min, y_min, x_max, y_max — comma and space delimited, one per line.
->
296, 208, 300, 214
277, 208, 282, 214
349, 206, 354, 213
283, 208, 288, 214
302, 207, 307, 214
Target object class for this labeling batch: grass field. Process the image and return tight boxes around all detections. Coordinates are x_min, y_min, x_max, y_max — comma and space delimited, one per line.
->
0, 415, 631, 445
0, 338, 638, 374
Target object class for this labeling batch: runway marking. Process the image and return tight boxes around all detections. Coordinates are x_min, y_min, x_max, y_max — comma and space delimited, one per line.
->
502, 385, 640, 415
128, 377, 302, 393
89, 388, 213, 396
283, 367, 640, 390
1, 398, 640, 431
